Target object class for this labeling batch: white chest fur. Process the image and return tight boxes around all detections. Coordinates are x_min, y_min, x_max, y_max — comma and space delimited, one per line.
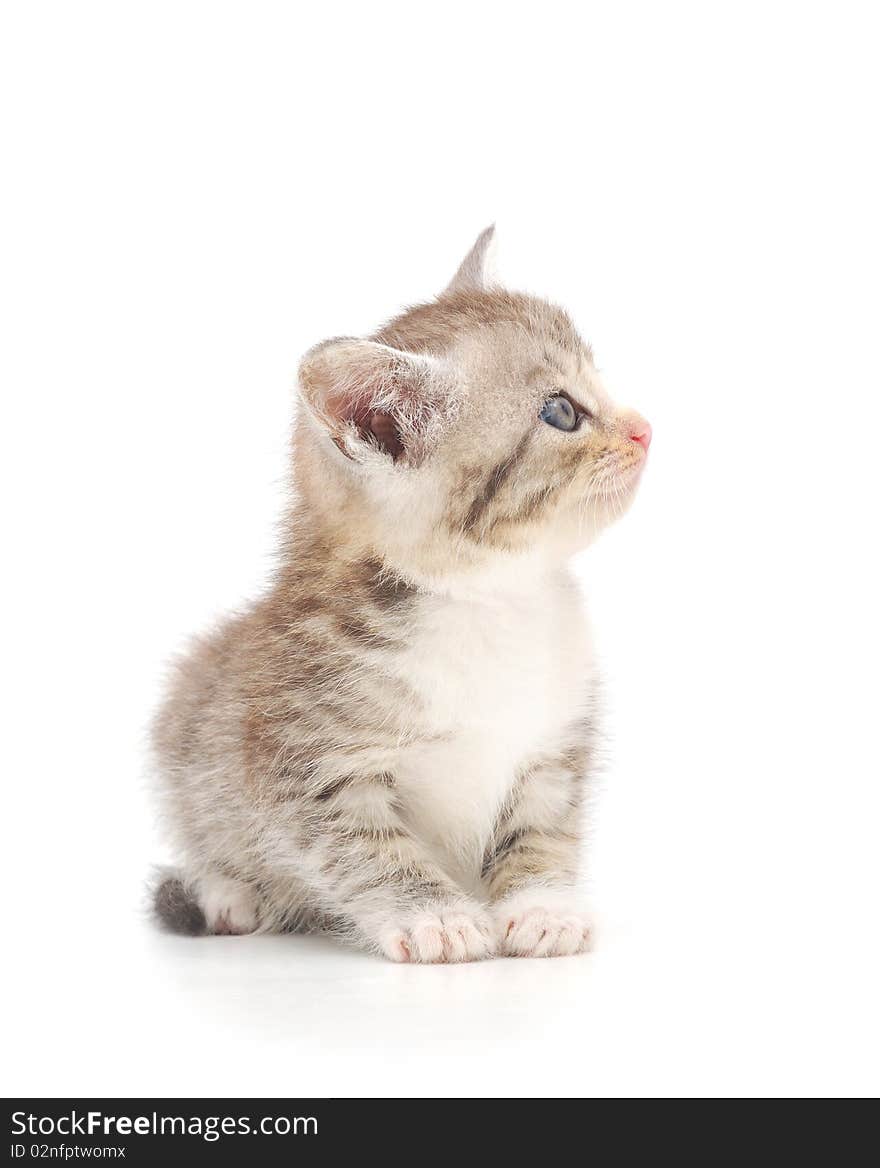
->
392, 569, 593, 888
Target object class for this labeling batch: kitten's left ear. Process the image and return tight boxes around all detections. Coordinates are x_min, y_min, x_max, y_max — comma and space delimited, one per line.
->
298, 338, 457, 466
444, 224, 497, 295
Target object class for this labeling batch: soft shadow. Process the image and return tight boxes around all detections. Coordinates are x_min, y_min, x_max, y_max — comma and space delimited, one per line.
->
144, 927, 597, 1051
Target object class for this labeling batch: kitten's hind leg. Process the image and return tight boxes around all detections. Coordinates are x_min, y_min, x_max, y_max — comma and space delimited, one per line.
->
197, 870, 260, 935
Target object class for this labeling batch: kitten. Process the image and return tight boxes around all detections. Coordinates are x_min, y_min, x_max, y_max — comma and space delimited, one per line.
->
151, 227, 651, 962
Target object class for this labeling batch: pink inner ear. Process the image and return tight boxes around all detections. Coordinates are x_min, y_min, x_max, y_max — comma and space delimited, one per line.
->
361, 409, 405, 461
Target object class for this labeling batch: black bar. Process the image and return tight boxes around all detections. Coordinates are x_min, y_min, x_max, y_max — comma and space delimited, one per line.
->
2, 1098, 871, 1165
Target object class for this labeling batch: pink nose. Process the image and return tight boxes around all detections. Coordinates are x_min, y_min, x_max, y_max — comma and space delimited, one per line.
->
630, 420, 652, 451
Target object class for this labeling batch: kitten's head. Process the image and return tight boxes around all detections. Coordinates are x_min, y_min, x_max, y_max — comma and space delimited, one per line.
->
297, 227, 651, 584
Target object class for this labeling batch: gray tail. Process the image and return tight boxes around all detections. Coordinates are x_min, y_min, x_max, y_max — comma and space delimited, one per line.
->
151, 871, 207, 936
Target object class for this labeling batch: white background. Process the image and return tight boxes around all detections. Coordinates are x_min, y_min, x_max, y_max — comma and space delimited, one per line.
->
3, 1, 879, 1098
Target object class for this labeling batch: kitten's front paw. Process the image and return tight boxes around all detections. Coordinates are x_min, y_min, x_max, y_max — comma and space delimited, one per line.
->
493, 890, 592, 958
379, 901, 495, 964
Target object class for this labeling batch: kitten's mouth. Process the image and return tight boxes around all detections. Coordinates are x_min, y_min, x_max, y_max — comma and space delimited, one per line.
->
615, 454, 647, 488
588, 460, 646, 507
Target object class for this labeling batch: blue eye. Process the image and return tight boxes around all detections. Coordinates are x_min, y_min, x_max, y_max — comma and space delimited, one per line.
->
540, 395, 578, 431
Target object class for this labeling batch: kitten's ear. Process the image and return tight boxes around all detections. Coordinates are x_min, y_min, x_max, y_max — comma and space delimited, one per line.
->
444, 224, 497, 295
298, 338, 456, 466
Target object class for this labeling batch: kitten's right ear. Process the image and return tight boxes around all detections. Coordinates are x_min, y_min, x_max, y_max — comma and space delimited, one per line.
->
298, 338, 456, 466
444, 224, 497, 295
